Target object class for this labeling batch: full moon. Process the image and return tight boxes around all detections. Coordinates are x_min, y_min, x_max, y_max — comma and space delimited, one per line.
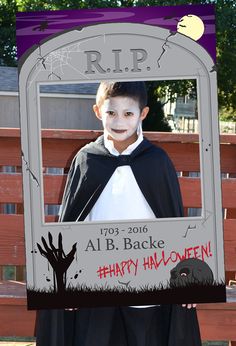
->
177, 14, 205, 41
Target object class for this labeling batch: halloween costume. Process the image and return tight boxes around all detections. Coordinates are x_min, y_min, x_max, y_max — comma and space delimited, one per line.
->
36, 135, 201, 346
60, 135, 183, 222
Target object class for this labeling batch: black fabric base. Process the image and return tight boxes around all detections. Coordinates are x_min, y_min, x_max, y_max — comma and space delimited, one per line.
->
36, 305, 201, 346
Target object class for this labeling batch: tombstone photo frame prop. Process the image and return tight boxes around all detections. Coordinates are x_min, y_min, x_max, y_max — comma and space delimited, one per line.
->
17, 5, 226, 309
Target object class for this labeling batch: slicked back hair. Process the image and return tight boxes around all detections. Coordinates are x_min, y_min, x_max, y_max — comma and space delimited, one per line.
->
96, 81, 148, 110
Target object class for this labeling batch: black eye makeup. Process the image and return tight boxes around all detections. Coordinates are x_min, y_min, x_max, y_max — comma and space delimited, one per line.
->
125, 112, 134, 116
106, 110, 116, 116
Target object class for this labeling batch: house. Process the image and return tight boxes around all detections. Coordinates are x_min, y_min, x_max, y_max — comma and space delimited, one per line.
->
0, 66, 101, 130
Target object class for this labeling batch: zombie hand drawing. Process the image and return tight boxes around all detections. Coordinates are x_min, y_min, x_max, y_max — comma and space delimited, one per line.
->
37, 232, 77, 293
170, 258, 214, 288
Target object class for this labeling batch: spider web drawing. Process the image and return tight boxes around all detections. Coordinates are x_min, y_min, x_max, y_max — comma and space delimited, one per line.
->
27, 34, 106, 89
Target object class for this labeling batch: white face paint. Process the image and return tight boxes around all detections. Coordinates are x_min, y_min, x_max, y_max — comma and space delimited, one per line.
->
99, 96, 143, 142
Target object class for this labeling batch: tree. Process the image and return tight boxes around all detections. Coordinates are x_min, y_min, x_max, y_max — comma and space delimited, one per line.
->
143, 98, 172, 132
215, 0, 236, 119
143, 79, 197, 132
0, 1, 17, 66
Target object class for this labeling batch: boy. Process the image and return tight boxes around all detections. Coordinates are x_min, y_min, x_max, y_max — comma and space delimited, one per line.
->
36, 81, 201, 346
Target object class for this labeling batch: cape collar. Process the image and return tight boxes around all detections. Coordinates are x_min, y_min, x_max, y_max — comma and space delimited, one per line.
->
82, 134, 153, 159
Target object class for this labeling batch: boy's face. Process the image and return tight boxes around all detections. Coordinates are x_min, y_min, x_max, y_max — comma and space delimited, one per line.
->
93, 96, 149, 150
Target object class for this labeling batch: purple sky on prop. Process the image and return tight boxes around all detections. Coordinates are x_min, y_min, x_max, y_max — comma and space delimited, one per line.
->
16, 4, 216, 62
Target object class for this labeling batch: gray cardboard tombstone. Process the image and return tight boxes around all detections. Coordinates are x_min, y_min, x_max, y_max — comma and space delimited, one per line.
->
19, 23, 225, 309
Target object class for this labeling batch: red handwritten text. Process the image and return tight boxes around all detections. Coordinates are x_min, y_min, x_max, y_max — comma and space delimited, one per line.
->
143, 241, 212, 271
97, 258, 139, 279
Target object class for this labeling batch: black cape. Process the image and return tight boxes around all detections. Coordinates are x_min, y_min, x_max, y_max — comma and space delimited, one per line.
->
36, 136, 201, 346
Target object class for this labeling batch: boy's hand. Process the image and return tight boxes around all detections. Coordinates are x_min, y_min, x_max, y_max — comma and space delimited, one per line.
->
182, 304, 197, 309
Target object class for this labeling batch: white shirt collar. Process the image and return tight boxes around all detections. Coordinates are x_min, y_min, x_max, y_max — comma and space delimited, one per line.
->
104, 123, 143, 156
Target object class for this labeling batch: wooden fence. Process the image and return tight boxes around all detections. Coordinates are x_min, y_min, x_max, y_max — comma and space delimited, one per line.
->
0, 128, 236, 344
